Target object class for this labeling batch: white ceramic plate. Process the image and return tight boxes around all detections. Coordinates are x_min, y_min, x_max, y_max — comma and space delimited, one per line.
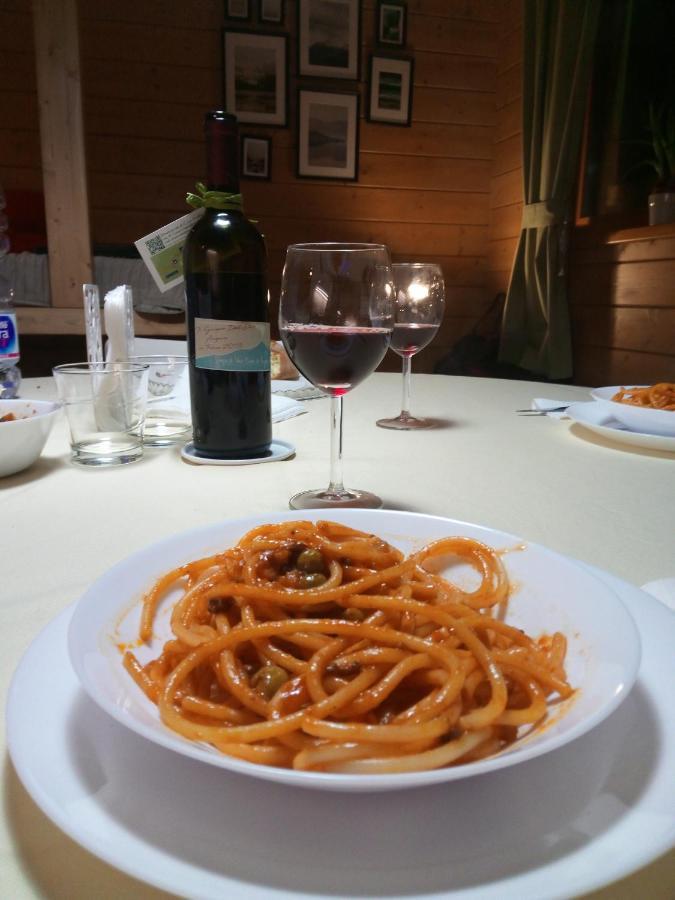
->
66, 510, 640, 792
567, 402, 675, 453
6, 571, 675, 900
590, 386, 675, 437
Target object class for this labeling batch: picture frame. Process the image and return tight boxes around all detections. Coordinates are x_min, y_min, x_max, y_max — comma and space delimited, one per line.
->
223, 30, 288, 127
225, 0, 250, 20
297, 0, 361, 81
297, 89, 360, 181
241, 135, 271, 179
367, 54, 413, 126
259, 0, 284, 24
375, 0, 406, 47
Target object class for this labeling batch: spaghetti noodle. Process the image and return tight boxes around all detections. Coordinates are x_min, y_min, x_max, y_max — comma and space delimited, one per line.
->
611, 383, 675, 410
123, 520, 573, 773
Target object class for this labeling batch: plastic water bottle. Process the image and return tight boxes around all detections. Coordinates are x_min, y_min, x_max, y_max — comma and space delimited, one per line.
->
0, 185, 21, 398
0, 284, 21, 399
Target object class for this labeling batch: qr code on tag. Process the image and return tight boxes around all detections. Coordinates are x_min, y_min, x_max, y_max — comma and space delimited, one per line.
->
145, 235, 166, 255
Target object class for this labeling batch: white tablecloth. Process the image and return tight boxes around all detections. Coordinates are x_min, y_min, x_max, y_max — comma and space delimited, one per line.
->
2, 373, 674, 899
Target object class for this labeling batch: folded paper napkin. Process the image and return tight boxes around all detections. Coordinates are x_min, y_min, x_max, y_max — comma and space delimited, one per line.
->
641, 578, 675, 613
271, 393, 307, 422
531, 398, 574, 419
150, 369, 307, 423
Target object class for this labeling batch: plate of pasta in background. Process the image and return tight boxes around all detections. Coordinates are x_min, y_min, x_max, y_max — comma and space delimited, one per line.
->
67, 509, 641, 791
590, 384, 675, 436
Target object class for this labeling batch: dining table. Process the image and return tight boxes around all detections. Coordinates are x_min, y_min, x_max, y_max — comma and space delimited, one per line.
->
2, 371, 674, 900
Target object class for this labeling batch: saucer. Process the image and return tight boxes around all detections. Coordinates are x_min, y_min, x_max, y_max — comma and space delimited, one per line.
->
181, 439, 295, 466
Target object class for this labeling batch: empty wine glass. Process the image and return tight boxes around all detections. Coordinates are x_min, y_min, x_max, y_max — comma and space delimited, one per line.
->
376, 263, 445, 430
279, 243, 394, 509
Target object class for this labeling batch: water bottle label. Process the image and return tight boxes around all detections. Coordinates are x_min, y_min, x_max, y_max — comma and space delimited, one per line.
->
0, 312, 19, 361
194, 318, 270, 372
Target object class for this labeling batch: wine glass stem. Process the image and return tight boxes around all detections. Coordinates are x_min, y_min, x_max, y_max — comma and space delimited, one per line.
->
401, 355, 412, 417
328, 395, 345, 493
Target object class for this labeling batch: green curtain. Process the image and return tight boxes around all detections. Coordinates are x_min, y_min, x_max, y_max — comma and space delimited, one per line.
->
499, 0, 601, 380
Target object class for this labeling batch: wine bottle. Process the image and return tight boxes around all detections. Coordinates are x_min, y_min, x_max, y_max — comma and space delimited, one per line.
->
183, 111, 272, 459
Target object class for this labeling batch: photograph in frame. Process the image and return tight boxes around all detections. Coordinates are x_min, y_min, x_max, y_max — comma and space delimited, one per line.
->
368, 55, 413, 126
241, 136, 271, 179
225, 0, 250, 20
376, 1, 406, 47
260, 0, 284, 23
223, 30, 288, 126
297, 89, 360, 180
298, 0, 361, 80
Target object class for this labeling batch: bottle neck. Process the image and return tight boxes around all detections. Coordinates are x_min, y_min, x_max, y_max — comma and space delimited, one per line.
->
205, 117, 239, 193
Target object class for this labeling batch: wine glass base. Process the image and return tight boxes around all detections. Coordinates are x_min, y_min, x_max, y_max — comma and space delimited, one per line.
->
376, 414, 435, 430
289, 488, 383, 510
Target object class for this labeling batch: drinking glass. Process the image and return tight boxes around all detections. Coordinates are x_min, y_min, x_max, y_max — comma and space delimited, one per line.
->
53, 361, 149, 466
376, 263, 445, 430
129, 354, 191, 446
279, 243, 394, 509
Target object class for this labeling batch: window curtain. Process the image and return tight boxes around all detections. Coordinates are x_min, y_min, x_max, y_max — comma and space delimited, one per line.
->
499, 0, 601, 381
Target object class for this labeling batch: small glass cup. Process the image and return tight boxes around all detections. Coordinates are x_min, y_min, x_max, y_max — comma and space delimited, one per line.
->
53, 361, 149, 466
129, 355, 191, 447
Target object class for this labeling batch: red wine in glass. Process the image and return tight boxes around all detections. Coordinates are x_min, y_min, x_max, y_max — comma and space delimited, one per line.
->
281, 324, 391, 396
279, 243, 394, 509
390, 322, 439, 358
377, 263, 445, 431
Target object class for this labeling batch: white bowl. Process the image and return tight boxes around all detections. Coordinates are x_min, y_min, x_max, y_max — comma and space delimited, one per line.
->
591, 386, 675, 436
0, 398, 60, 477
67, 509, 641, 792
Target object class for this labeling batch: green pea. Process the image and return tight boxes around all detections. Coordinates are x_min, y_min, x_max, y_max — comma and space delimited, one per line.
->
302, 572, 327, 588
296, 548, 326, 573
252, 664, 289, 699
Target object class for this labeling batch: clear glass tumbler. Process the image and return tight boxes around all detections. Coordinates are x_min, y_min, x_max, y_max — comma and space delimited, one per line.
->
53, 361, 149, 466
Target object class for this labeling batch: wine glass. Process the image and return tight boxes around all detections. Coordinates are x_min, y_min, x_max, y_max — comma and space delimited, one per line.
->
376, 263, 445, 430
279, 243, 394, 510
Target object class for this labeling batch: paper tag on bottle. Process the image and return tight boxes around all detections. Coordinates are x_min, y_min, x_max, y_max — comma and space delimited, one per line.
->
195, 319, 270, 371
134, 208, 204, 293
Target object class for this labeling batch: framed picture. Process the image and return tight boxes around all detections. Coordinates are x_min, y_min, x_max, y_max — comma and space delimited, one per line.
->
223, 30, 288, 126
297, 89, 359, 181
259, 0, 284, 23
225, 0, 250, 20
376, 0, 406, 47
241, 135, 271, 179
298, 0, 361, 81
368, 55, 413, 126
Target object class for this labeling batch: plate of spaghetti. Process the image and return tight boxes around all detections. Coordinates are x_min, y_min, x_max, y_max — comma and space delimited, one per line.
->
67, 510, 641, 791
591, 384, 675, 436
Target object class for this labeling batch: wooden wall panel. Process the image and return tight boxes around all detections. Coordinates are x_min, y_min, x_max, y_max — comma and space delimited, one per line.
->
2, 0, 502, 369
487, 1, 522, 300
569, 233, 675, 384
0, 4, 42, 208
77, 0, 500, 365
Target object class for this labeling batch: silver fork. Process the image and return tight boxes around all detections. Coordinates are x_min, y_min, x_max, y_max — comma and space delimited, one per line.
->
516, 406, 570, 415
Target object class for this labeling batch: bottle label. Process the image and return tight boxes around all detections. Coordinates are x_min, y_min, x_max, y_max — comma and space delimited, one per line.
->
0, 311, 19, 362
134, 208, 204, 293
194, 319, 270, 372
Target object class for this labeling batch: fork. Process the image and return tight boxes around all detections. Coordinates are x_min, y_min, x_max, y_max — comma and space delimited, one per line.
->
516, 406, 570, 415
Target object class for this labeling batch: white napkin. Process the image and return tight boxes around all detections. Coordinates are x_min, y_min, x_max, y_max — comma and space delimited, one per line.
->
531, 398, 574, 419
103, 285, 134, 362
272, 394, 306, 422
272, 376, 325, 401
641, 578, 675, 613
152, 373, 306, 423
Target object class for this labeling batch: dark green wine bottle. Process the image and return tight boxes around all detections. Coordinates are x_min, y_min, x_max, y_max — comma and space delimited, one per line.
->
183, 111, 272, 459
